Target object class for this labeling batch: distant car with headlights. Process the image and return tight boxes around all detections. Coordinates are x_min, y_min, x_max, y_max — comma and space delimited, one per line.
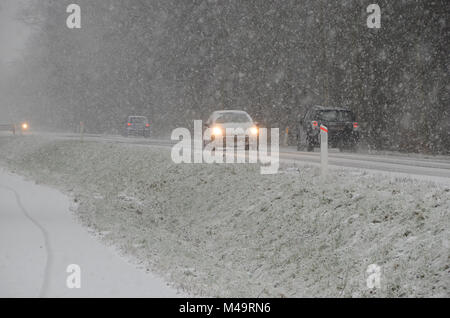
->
296, 106, 360, 151
0, 120, 29, 135
204, 110, 258, 150
125, 116, 150, 137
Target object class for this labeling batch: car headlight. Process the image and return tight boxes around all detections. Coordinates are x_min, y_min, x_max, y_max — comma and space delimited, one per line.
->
22, 123, 28, 130
212, 126, 222, 136
250, 126, 258, 135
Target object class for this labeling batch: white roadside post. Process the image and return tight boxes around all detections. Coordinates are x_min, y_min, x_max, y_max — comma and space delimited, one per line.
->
320, 124, 328, 181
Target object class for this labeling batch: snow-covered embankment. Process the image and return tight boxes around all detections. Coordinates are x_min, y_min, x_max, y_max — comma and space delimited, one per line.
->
0, 135, 448, 297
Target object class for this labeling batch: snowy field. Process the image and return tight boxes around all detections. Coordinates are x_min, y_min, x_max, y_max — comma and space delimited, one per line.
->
0, 135, 448, 297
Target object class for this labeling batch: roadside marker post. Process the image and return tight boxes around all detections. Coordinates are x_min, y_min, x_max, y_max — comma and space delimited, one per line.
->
283, 127, 289, 147
320, 125, 328, 180
80, 121, 84, 142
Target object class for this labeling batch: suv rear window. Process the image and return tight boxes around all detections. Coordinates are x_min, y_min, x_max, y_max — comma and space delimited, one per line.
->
315, 110, 353, 122
129, 117, 147, 123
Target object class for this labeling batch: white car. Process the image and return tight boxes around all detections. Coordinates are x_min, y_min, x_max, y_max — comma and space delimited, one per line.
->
204, 110, 259, 150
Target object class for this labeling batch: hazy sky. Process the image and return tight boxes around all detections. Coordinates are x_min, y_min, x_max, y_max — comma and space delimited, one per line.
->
0, 0, 31, 63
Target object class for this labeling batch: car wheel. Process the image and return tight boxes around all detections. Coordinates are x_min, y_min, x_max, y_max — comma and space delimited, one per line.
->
306, 135, 315, 152
336, 138, 344, 150
347, 141, 357, 152
296, 127, 308, 151
296, 134, 302, 151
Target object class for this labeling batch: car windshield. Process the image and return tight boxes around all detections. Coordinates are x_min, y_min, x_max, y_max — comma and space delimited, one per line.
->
130, 117, 146, 123
214, 113, 251, 123
316, 110, 353, 122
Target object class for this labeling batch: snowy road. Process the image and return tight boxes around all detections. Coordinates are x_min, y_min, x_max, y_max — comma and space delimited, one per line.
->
0, 169, 182, 297
51, 132, 450, 183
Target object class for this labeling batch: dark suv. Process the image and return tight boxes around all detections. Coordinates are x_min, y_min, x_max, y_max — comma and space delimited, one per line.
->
296, 106, 360, 151
125, 116, 150, 137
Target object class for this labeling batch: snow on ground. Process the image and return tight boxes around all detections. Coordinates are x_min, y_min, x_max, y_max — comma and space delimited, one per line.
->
0, 167, 182, 297
0, 135, 448, 297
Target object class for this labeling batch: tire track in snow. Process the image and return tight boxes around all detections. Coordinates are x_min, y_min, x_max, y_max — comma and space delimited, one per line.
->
0, 184, 52, 298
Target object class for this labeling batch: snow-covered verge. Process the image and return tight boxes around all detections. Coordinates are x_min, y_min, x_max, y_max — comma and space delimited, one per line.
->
0, 169, 181, 297
0, 135, 448, 297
